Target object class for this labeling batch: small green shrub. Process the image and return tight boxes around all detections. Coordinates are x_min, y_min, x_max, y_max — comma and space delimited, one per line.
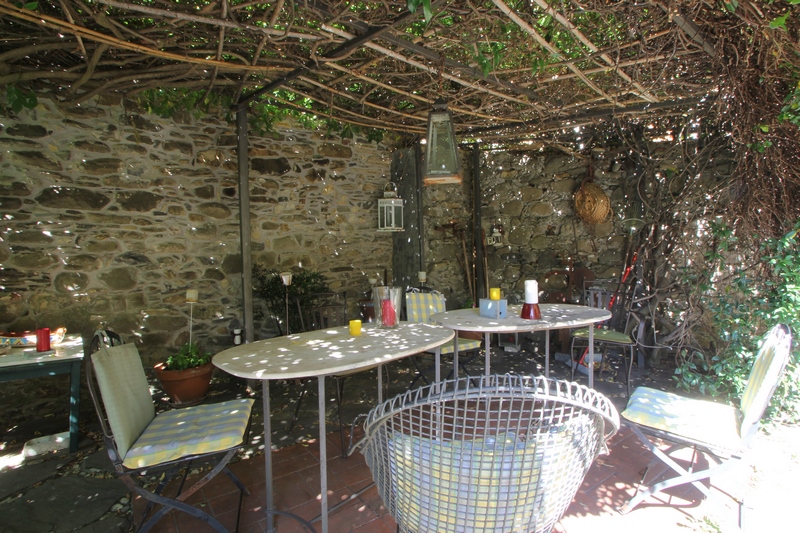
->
252, 266, 330, 334
164, 343, 211, 371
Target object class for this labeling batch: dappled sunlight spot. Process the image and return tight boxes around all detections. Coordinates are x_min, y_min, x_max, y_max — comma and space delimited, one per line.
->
0, 451, 24, 470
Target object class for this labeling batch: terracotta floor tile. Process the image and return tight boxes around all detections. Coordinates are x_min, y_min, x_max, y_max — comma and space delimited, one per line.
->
272, 471, 318, 510
135, 425, 759, 533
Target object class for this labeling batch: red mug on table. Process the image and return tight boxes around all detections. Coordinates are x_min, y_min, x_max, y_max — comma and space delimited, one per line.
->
36, 328, 51, 351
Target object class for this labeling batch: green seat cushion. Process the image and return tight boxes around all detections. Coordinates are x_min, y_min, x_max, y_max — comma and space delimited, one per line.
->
437, 338, 482, 356
122, 398, 254, 469
621, 387, 741, 452
572, 328, 632, 345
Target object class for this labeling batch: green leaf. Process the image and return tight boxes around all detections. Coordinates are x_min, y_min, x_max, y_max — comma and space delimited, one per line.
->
723, 0, 738, 12
769, 12, 790, 30
422, 0, 433, 22
407, 0, 433, 22
6, 85, 38, 113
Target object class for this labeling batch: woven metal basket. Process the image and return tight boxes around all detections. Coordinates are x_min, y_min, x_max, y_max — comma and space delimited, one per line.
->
360, 374, 620, 533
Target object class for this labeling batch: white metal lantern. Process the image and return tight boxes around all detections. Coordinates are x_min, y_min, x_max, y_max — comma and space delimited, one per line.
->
378, 182, 404, 232
424, 98, 461, 185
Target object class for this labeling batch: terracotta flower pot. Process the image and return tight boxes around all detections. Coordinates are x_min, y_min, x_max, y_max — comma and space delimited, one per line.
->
153, 361, 214, 407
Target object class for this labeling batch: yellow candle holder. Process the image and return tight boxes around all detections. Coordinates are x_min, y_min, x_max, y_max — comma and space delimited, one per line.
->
349, 319, 362, 336
489, 288, 501, 300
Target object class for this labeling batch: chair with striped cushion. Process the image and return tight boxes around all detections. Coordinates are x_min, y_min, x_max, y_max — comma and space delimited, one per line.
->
621, 323, 792, 525
86, 336, 254, 532
405, 290, 482, 387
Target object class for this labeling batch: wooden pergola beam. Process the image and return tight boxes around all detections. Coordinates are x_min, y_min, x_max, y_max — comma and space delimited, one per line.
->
235, 1, 439, 109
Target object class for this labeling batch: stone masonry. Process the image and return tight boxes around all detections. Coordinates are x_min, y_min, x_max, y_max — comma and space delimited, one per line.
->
0, 96, 638, 369
0, 96, 393, 365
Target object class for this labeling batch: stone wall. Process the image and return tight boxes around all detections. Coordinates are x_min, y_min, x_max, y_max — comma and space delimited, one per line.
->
422, 148, 635, 308
0, 96, 393, 364
0, 94, 651, 367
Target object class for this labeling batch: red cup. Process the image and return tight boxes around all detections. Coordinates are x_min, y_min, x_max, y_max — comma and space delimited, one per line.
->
36, 328, 51, 351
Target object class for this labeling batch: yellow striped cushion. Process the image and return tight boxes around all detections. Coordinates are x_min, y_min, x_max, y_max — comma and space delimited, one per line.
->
439, 338, 482, 355
406, 292, 444, 323
406, 292, 481, 354
91, 344, 155, 460
621, 387, 742, 452
122, 399, 254, 469
740, 325, 791, 437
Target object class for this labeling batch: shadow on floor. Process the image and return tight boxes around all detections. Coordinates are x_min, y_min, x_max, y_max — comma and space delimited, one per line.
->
1, 334, 746, 532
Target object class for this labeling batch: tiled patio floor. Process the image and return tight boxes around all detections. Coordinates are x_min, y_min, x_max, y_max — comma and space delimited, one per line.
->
2, 336, 796, 532
136, 424, 748, 533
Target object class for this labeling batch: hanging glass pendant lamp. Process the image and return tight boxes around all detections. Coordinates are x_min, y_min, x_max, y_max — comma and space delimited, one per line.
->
423, 99, 462, 185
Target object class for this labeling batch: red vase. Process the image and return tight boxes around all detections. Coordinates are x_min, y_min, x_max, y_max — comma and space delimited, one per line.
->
521, 303, 541, 320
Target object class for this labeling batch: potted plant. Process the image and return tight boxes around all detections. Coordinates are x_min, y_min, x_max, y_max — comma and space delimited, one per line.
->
153, 343, 213, 407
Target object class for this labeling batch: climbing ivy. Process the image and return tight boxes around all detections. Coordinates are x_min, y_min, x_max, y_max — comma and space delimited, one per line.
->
6, 85, 37, 113
674, 219, 800, 423
133, 88, 385, 143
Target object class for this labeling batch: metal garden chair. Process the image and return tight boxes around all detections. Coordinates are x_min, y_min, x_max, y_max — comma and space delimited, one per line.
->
289, 292, 348, 431
293, 291, 384, 456
358, 374, 620, 533
621, 323, 792, 527
86, 333, 255, 532
405, 290, 482, 388
570, 281, 641, 396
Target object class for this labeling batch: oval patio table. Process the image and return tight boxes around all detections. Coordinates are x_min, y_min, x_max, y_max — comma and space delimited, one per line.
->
212, 321, 454, 533
430, 303, 611, 388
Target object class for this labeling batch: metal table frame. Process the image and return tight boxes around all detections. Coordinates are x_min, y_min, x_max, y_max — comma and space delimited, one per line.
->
0, 335, 84, 453
213, 321, 454, 533
430, 303, 612, 388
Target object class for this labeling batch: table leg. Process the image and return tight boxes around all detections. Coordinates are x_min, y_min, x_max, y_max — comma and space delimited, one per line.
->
452, 335, 459, 380
318, 377, 329, 533
263, 380, 275, 533
544, 330, 550, 378
484, 332, 491, 376
377, 364, 383, 403
68, 360, 81, 453
588, 327, 595, 389
433, 346, 442, 391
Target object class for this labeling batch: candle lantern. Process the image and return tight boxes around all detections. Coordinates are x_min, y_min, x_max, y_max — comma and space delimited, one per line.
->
378, 182, 404, 232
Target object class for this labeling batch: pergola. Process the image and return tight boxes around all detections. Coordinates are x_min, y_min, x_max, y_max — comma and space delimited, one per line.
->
3, 1, 798, 205
0, 1, 748, 141
2, 0, 799, 347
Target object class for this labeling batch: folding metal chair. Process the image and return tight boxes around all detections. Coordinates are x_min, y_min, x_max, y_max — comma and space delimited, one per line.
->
621, 323, 792, 525
86, 333, 255, 532
570, 281, 640, 396
405, 290, 482, 388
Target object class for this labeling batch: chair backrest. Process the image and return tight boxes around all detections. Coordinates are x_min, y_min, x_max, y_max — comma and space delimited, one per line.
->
739, 324, 792, 443
584, 280, 633, 332
295, 291, 348, 332
405, 291, 446, 324
86, 341, 156, 462
87, 329, 124, 354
